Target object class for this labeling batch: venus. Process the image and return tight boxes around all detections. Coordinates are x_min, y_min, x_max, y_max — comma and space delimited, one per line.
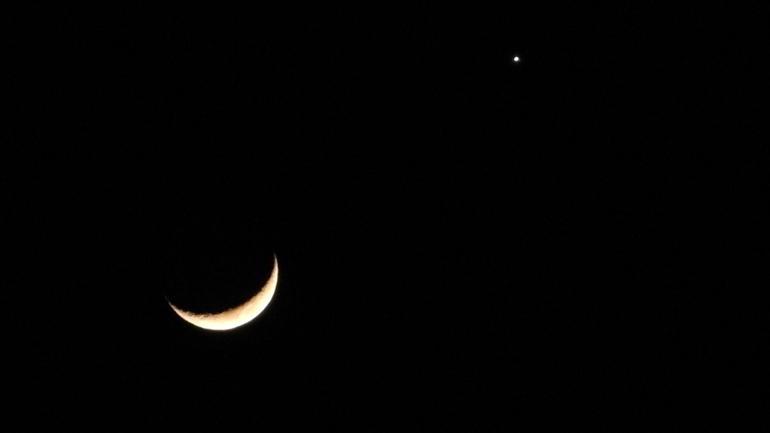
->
168, 256, 279, 331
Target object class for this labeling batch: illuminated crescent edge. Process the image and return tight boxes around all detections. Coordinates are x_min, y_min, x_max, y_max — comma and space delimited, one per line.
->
168, 256, 278, 331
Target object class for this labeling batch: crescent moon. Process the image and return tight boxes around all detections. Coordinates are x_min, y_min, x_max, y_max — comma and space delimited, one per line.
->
168, 256, 279, 331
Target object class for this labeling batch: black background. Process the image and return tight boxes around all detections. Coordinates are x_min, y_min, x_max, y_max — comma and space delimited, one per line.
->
3, 3, 767, 430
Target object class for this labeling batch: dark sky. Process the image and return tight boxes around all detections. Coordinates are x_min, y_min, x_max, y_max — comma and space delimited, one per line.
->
3, 3, 767, 430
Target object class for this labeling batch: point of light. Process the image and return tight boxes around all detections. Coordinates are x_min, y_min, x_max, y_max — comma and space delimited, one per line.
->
512, 56, 520, 63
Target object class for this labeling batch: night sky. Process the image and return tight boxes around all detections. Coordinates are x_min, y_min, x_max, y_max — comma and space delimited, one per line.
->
3, 3, 767, 430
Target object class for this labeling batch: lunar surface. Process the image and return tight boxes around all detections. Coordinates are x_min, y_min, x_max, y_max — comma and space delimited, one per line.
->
168, 256, 278, 331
